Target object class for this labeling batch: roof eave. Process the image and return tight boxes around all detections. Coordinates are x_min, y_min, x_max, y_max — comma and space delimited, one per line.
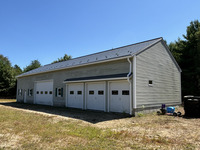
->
16, 55, 132, 78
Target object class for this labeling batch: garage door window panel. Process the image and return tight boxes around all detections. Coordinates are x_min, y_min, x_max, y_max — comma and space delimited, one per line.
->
112, 90, 118, 95
77, 91, 82, 95
70, 91, 74, 95
89, 91, 94, 95
98, 91, 104, 95
122, 90, 129, 95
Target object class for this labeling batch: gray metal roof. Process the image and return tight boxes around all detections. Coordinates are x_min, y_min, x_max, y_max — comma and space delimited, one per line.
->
17, 37, 162, 78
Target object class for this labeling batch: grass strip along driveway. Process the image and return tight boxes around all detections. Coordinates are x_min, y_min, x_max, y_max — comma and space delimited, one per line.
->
0, 99, 200, 149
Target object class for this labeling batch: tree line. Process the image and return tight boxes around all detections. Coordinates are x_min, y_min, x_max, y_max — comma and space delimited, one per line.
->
0, 20, 199, 98
0, 54, 71, 98
168, 20, 200, 97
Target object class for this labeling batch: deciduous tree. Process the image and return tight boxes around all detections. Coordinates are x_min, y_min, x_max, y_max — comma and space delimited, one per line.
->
13, 64, 22, 76
52, 54, 72, 64
0, 55, 15, 96
23, 60, 41, 72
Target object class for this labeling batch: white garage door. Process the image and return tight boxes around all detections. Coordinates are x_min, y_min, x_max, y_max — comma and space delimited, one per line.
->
109, 81, 130, 113
67, 83, 84, 109
35, 81, 53, 106
86, 82, 105, 111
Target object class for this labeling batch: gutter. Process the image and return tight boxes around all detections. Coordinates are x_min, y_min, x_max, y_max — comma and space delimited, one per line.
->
63, 77, 128, 84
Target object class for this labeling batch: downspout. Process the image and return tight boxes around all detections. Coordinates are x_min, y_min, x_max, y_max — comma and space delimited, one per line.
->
127, 57, 133, 115
133, 55, 137, 111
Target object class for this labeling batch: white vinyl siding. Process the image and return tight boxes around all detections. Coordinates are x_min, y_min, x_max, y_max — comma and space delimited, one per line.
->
136, 41, 181, 108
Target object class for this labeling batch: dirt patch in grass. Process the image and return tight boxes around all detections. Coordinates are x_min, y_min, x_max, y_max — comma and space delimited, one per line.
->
0, 133, 22, 149
0, 101, 200, 149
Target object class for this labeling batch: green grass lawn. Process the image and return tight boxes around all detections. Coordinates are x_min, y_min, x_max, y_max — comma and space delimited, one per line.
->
0, 101, 199, 149
0, 105, 136, 149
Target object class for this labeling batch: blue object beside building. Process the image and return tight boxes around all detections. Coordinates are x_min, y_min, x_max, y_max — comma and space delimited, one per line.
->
167, 107, 175, 113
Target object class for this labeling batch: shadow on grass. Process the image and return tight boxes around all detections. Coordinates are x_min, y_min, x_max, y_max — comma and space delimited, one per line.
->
0, 101, 131, 124
182, 115, 200, 119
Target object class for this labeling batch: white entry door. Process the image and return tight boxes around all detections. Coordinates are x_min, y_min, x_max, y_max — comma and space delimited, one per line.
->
35, 81, 53, 105
86, 82, 105, 111
67, 83, 84, 109
109, 81, 130, 113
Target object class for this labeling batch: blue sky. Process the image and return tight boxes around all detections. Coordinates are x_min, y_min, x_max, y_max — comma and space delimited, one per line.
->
0, 0, 199, 69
